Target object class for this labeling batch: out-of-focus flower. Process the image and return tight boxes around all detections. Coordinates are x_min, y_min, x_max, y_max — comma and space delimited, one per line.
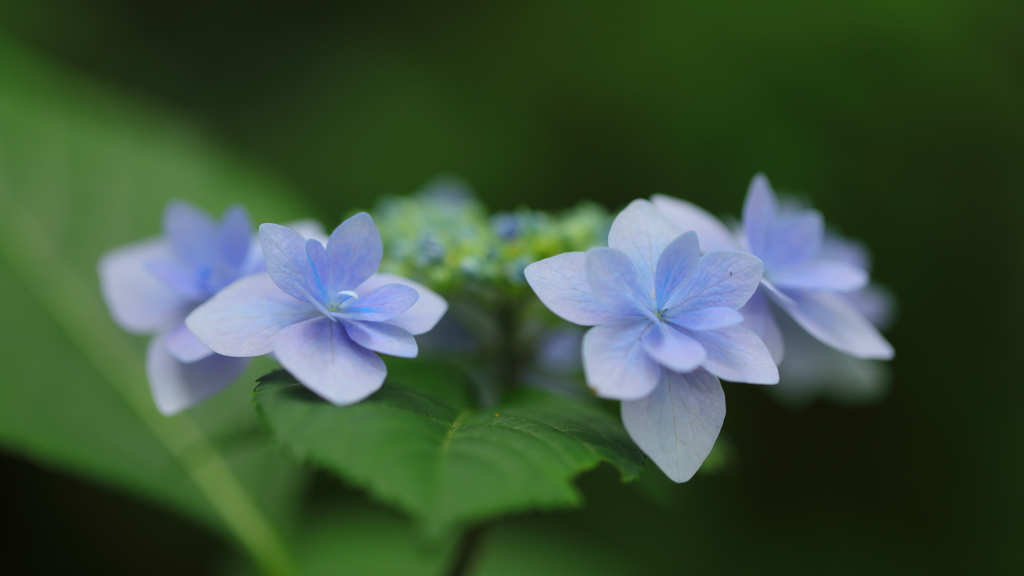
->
186, 213, 447, 405
525, 199, 777, 482
771, 232, 897, 406
653, 174, 894, 364
99, 201, 268, 415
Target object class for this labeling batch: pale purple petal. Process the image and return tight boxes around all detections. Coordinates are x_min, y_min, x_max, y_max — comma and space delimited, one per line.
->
739, 290, 785, 364
340, 284, 418, 322
259, 223, 320, 305
650, 194, 740, 253
325, 212, 383, 292
344, 320, 418, 358
820, 233, 871, 270
582, 322, 661, 400
672, 307, 744, 331
688, 324, 779, 384
219, 204, 253, 269
164, 321, 214, 363
146, 333, 248, 416
163, 200, 219, 270
355, 273, 448, 335
186, 273, 318, 357
621, 368, 725, 483
741, 174, 777, 257
607, 199, 680, 292
524, 252, 623, 326
663, 251, 763, 314
585, 248, 655, 320
641, 322, 706, 373
98, 238, 191, 334
769, 260, 867, 292
761, 211, 824, 270
654, 231, 700, 310
274, 317, 387, 406
772, 289, 894, 359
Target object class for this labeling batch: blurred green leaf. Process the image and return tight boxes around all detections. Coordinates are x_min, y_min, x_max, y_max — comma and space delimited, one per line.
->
222, 502, 457, 576
254, 362, 645, 536
0, 37, 313, 575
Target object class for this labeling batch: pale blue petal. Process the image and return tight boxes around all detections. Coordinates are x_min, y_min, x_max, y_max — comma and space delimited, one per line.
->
240, 219, 328, 277
672, 307, 744, 331
740, 290, 785, 364
355, 273, 448, 335
820, 233, 871, 270
326, 212, 383, 292
585, 248, 655, 320
688, 324, 779, 384
846, 284, 896, 330
259, 223, 321, 305
654, 231, 700, 310
621, 368, 725, 483
607, 199, 680, 293
651, 194, 740, 253
145, 258, 207, 300
641, 322, 706, 373
164, 321, 214, 363
344, 321, 418, 358
163, 200, 219, 270
762, 211, 824, 270
146, 333, 248, 416
663, 251, 763, 314
741, 174, 777, 257
772, 289, 894, 359
582, 322, 661, 400
340, 284, 419, 322
219, 204, 252, 269
186, 273, 317, 356
772, 312, 890, 408
305, 238, 331, 302
524, 252, 623, 326
274, 317, 387, 406
769, 260, 868, 292
98, 237, 191, 334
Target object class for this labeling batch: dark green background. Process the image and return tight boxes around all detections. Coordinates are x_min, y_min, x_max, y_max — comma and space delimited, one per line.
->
1, 1, 1021, 573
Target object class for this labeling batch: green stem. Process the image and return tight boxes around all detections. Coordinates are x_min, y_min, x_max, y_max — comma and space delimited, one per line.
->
447, 523, 489, 576
0, 193, 300, 576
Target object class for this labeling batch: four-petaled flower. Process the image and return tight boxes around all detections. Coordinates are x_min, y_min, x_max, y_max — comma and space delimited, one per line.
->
653, 174, 894, 364
186, 213, 448, 405
525, 200, 778, 482
99, 201, 264, 415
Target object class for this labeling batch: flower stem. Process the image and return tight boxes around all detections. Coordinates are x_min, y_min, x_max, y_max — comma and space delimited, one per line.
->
447, 523, 489, 576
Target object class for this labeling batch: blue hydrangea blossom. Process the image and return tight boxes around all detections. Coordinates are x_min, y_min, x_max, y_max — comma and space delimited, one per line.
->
772, 232, 897, 406
525, 200, 777, 482
99, 201, 268, 415
652, 174, 894, 365
186, 213, 448, 405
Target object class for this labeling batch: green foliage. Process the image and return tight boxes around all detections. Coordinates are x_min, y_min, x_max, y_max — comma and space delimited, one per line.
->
374, 179, 609, 291
254, 361, 645, 536
0, 39, 310, 575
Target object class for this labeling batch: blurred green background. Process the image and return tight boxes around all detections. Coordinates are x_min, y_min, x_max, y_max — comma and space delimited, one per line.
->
0, 0, 1021, 574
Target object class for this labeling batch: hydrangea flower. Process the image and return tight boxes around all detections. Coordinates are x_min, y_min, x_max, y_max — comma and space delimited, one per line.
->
652, 174, 894, 364
524, 200, 777, 482
186, 213, 448, 405
99, 201, 266, 415
772, 232, 897, 406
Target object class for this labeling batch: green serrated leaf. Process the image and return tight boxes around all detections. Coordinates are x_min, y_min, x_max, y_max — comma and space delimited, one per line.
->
0, 37, 312, 575
254, 365, 644, 536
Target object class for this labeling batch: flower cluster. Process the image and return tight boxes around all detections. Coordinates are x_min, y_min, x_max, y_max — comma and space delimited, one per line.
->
373, 178, 610, 289
99, 173, 894, 484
